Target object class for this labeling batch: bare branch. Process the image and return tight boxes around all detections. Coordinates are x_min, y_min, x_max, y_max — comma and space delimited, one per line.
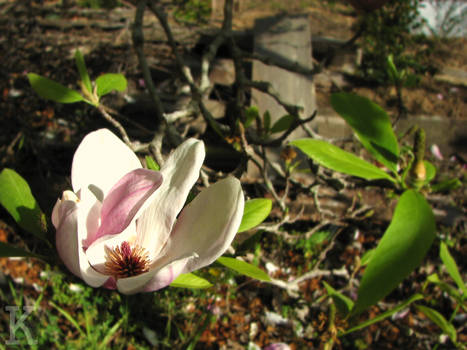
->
96, 104, 132, 148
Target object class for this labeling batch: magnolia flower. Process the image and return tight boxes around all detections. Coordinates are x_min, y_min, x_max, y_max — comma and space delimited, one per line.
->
52, 129, 244, 294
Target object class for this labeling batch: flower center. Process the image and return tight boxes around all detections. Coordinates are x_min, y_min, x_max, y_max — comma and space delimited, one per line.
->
104, 241, 150, 279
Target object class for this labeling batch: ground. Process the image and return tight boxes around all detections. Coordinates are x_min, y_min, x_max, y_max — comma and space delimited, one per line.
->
0, 0, 466, 349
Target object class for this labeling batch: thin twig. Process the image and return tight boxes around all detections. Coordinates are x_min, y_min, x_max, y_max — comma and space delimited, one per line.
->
268, 267, 349, 297
96, 104, 132, 147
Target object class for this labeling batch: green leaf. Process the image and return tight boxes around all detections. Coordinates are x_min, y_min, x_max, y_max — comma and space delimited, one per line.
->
387, 55, 399, 83
331, 93, 399, 172
360, 248, 375, 266
352, 190, 436, 316
440, 242, 467, 295
426, 273, 463, 303
431, 178, 462, 193
0, 242, 45, 259
0, 169, 47, 240
245, 106, 259, 127
343, 294, 423, 335
145, 156, 160, 171
290, 139, 396, 182
217, 257, 271, 282
96, 73, 127, 97
424, 161, 436, 184
238, 198, 272, 232
271, 115, 295, 133
323, 281, 354, 317
415, 305, 457, 343
27, 73, 85, 103
170, 273, 212, 289
74, 49, 92, 94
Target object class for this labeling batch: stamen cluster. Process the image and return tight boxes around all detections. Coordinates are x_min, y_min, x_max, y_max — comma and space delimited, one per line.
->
104, 241, 150, 279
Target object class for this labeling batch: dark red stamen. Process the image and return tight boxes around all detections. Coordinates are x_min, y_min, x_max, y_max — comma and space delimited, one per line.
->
104, 242, 150, 279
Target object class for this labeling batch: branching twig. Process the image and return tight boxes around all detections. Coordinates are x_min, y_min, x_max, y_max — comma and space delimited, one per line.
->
96, 104, 132, 147
269, 267, 349, 297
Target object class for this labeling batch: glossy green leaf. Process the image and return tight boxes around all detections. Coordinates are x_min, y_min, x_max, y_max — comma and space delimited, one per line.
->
145, 156, 160, 171
74, 49, 92, 94
27, 73, 84, 103
170, 273, 212, 289
0, 169, 47, 240
343, 294, 423, 335
271, 115, 295, 133
360, 248, 375, 266
238, 198, 272, 232
217, 257, 271, 282
415, 305, 457, 343
0, 242, 44, 259
424, 160, 436, 184
331, 93, 399, 172
387, 55, 399, 83
290, 139, 396, 182
352, 190, 436, 316
96, 73, 127, 97
440, 242, 467, 294
245, 106, 259, 127
323, 281, 354, 317
426, 273, 463, 302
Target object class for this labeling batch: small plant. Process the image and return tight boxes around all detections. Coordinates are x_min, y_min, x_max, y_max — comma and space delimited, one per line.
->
289, 92, 462, 343
355, 0, 434, 84
173, 0, 211, 25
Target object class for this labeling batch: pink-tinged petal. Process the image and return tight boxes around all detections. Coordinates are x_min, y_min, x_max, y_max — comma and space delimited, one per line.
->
154, 177, 244, 273
142, 255, 196, 292
93, 169, 162, 242
71, 129, 141, 197
264, 343, 291, 350
136, 139, 205, 258
103, 277, 117, 290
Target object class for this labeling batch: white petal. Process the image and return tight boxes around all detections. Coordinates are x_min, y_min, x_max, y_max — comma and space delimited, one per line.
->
136, 138, 205, 258
54, 197, 81, 277
71, 129, 141, 196
155, 177, 244, 273
54, 190, 108, 287
115, 269, 156, 295
76, 189, 109, 287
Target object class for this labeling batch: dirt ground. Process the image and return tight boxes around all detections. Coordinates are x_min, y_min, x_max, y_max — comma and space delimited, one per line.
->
0, 1, 466, 349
